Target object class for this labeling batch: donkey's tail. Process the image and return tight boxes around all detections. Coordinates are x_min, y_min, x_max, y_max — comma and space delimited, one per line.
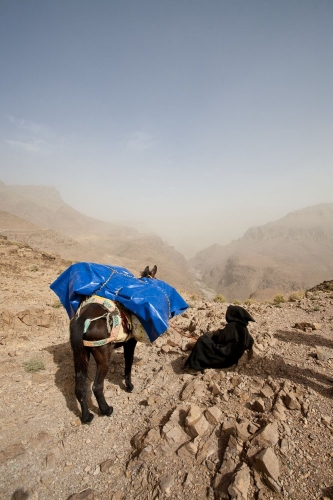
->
70, 316, 89, 374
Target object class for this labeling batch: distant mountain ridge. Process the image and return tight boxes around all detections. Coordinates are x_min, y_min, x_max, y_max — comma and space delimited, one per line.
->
2, 180, 332, 299
0, 181, 198, 292
190, 203, 333, 301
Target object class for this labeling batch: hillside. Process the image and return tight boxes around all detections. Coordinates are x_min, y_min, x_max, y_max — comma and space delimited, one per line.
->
190, 204, 333, 301
0, 211, 106, 262
0, 235, 332, 499
0, 181, 198, 293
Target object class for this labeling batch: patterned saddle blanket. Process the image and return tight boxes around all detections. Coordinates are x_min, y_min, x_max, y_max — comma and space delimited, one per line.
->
77, 294, 150, 345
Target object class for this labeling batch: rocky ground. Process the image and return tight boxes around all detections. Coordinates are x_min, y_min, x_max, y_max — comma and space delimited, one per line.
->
0, 234, 332, 500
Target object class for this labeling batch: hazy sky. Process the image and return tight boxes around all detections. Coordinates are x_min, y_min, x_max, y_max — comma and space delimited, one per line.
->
1, 1, 332, 257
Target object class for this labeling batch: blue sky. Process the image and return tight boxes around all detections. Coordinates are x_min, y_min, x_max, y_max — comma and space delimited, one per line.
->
1, 0, 332, 256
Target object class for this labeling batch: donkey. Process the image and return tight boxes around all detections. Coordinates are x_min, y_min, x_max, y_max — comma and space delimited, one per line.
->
69, 265, 157, 423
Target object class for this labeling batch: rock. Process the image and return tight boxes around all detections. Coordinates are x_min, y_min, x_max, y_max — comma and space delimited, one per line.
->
186, 413, 209, 438
254, 447, 280, 482
196, 432, 217, 464
235, 420, 251, 442
167, 331, 182, 347
223, 435, 244, 461
231, 376, 243, 387
100, 459, 114, 473
253, 470, 265, 491
262, 474, 282, 494
272, 400, 286, 421
249, 379, 264, 393
228, 463, 251, 499
144, 427, 161, 446
0, 442, 26, 464
67, 489, 99, 500
140, 445, 154, 461
248, 423, 260, 435
159, 474, 174, 496
177, 441, 198, 460
260, 384, 274, 398
252, 422, 279, 447
188, 320, 196, 333
131, 430, 147, 452
185, 404, 202, 427
280, 438, 289, 455
284, 393, 301, 410
193, 380, 207, 399
205, 406, 223, 426
293, 322, 315, 331
162, 423, 190, 449
321, 415, 332, 426
251, 398, 266, 413
181, 380, 196, 400
214, 457, 238, 498
209, 381, 222, 396
222, 419, 237, 435
45, 452, 56, 469
316, 347, 333, 361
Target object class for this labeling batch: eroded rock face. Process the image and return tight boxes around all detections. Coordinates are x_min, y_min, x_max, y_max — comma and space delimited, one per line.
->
1, 237, 333, 500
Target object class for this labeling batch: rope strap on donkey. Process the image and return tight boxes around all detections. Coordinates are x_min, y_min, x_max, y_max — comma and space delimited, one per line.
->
75, 294, 126, 347
82, 312, 120, 347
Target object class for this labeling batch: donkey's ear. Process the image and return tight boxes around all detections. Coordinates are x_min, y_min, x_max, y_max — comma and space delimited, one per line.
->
141, 265, 150, 278
151, 265, 157, 277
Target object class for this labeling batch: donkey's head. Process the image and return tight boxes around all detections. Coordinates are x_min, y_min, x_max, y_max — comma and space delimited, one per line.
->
140, 265, 157, 279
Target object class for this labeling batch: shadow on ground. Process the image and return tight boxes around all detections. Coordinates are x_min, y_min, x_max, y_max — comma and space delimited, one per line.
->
45, 341, 141, 419
275, 329, 333, 349
239, 352, 333, 399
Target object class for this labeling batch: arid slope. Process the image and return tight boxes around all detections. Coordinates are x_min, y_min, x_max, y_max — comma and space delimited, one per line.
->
0, 181, 198, 292
0, 235, 332, 500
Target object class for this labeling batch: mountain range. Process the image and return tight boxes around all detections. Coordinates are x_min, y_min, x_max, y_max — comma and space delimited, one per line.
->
190, 203, 333, 300
1, 180, 332, 300
0, 181, 197, 293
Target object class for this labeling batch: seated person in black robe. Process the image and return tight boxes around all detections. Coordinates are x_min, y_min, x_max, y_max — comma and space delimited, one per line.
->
184, 305, 255, 371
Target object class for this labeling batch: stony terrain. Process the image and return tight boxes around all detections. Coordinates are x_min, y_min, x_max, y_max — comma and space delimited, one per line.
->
0, 235, 333, 500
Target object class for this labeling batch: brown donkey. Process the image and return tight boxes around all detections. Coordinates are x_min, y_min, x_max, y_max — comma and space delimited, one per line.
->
69, 265, 157, 423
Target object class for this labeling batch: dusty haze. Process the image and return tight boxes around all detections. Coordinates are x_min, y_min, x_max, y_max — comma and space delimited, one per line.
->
1, 2, 333, 258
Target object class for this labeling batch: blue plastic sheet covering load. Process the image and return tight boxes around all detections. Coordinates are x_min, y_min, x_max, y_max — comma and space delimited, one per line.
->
50, 262, 188, 343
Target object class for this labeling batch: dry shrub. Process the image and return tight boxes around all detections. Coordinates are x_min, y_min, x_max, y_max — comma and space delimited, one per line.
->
273, 294, 285, 305
23, 359, 45, 373
288, 290, 305, 302
244, 299, 256, 305
213, 294, 226, 304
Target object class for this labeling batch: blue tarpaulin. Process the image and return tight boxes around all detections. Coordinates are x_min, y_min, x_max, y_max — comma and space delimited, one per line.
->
50, 262, 188, 342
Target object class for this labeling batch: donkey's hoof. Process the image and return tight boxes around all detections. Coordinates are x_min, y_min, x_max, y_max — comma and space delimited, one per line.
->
82, 412, 94, 424
102, 405, 113, 417
126, 383, 134, 392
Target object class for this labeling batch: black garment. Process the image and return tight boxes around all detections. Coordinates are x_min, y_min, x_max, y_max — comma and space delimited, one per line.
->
184, 305, 255, 371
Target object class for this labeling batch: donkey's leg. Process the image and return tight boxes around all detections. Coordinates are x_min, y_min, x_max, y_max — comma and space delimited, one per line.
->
91, 344, 113, 417
74, 351, 94, 424
123, 337, 137, 392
